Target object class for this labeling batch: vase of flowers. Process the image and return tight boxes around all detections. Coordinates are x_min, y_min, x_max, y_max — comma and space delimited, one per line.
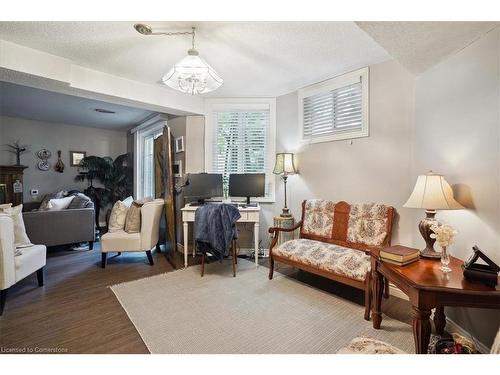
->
430, 223, 457, 273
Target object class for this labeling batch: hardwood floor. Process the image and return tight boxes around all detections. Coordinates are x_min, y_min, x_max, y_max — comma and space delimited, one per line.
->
0, 243, 412, 354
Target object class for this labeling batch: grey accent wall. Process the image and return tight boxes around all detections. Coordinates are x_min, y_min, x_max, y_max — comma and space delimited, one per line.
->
0, 115, 128, 202
413, 28, 500, 347
261, 59, 416, 248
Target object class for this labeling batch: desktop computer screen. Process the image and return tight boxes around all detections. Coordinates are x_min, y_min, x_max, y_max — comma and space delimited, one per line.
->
229, 173, 265, 204
184, 173, 223, 203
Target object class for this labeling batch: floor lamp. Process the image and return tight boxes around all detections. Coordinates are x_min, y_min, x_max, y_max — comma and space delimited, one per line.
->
273, 153, 297, 217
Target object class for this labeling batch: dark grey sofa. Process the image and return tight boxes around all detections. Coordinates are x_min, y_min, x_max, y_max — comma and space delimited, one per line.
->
22, 195, 95, 248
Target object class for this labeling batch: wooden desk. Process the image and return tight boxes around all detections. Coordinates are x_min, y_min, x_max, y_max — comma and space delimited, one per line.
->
181, 203, 260, 268
371, 250, 500, 354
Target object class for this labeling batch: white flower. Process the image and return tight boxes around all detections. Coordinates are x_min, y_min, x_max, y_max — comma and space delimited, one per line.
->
430, 223, 457, 248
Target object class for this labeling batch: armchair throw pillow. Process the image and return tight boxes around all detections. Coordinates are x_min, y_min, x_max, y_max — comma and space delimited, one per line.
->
0, 204, 32, 248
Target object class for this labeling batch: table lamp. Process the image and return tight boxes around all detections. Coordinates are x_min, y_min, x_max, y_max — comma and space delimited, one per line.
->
403, 171, 463, 258
273, 152, 297, 217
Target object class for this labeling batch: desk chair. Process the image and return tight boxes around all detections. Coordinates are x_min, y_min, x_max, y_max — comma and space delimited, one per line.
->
200, 239, 238, 277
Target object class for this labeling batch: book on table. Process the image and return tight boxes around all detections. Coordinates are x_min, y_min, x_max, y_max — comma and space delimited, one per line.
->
380, 245, 420, 263
380, 256, 419, 266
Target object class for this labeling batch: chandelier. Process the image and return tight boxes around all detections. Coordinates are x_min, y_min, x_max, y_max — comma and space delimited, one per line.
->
134, 24, 223, 95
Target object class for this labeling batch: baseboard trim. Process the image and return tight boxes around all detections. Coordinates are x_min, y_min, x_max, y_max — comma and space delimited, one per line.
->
388, 284, 490, 353
444, 316, 490, 353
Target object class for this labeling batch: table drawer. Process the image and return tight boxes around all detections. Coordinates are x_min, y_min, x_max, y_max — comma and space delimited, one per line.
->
182, 211, 195, 221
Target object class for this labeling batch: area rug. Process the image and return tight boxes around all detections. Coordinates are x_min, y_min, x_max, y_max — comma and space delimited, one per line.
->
110, 259, 415, 353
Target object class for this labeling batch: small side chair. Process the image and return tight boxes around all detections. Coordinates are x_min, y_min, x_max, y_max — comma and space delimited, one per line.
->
100, 199, 164, 268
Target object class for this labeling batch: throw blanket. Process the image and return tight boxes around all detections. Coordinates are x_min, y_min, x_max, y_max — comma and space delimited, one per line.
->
194, 203, 241, 261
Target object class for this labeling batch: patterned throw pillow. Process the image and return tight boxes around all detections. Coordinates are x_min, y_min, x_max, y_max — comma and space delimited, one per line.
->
124, 197, 154, 234
108, 200, 130, 232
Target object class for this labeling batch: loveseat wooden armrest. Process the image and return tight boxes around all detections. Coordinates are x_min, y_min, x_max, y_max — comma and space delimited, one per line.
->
268, 221, 303, 234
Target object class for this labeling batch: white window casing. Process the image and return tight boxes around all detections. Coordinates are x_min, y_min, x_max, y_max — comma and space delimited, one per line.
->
205, 98, 276, 203
298, 67, 369, 144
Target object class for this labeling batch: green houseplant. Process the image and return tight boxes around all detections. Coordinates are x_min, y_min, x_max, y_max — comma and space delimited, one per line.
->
75, 153, 133, 227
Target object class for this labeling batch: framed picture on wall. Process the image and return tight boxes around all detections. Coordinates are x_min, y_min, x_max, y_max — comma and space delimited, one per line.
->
175, 136, 184, 153
70, 151, 86, 166
173, 160, 182, 178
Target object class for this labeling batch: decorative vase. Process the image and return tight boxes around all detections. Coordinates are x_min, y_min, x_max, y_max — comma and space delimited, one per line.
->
440, 246, 451, 273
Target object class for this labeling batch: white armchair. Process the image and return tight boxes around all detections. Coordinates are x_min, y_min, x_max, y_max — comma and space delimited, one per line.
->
100, 199, 164, 268
0, 215, 47, 316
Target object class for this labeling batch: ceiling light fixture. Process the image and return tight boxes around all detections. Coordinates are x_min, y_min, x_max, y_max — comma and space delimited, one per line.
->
133, 24, 223, 95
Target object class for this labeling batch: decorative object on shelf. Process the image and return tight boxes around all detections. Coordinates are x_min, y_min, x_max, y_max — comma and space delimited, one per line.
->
463, 246, 499, 287
70, 151, 86, 167
272, 215, 295, 248
36, 148, 52, 171
403, 171, 463, 258
54, 150, 65, 173
175, 136, 185, 153
430, 223, 457, 273
273, 152, 298, 217
0, 165, 27, 205
4, 140, 29, 166
134, 24, 223, 95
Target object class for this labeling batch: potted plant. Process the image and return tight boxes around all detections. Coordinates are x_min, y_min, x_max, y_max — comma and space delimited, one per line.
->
75, 153, 133, 228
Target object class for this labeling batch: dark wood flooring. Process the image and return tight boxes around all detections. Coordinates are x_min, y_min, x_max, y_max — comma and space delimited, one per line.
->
0, 243, 412, 354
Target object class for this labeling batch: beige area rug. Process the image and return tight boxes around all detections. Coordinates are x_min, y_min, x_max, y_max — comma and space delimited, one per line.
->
110, 259, 415, 353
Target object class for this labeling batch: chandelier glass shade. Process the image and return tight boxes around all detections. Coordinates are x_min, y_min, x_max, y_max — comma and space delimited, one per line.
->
162, 48, 223, 95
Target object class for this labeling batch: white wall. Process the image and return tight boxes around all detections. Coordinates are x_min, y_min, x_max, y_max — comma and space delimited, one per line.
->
413, 28, 500, 347
0, 116, 128, 201
261, 59, 416, 248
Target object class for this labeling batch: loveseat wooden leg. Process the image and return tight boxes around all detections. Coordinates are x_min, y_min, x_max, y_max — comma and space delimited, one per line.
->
268, 256, 274, 280
364, 273, 372, 321
101, 253, 107, 268
0, 288, 8, 316
89, 241, 94, 250
146, 250, 154, 266
36, 267, 44, 287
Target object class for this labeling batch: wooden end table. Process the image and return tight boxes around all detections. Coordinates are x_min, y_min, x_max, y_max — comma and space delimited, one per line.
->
371, 248, 500, 354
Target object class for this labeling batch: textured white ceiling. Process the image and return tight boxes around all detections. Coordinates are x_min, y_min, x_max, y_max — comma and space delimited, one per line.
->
356, 22, 499, 75
0, 21, 391, 97
0, 81, 155, 130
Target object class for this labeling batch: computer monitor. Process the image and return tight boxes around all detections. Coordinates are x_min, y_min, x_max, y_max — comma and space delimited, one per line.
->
229, 173, 265, 204
184, 173, 223, 204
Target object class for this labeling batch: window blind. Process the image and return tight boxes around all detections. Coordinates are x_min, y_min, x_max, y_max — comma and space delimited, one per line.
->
302, 81, 362, 139
212, 110, 269, 195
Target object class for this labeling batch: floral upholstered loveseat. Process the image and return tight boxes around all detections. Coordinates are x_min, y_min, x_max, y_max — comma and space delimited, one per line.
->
268, 200, 395, 320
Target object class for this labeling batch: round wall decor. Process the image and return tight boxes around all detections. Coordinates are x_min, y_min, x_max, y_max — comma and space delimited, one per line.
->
37, 148, 52, 171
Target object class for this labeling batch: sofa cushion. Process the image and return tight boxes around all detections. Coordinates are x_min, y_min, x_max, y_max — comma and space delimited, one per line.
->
14, 244, 46, 283
273, 238, 371, 281
67, 193, 93, 209
301, 199, 335, 239
1, 204, 32, 248
347, 203, 390, 247
47, 196, 75, 210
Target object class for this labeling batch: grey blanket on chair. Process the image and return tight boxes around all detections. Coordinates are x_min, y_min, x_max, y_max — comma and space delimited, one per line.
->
194, 203, 241, 261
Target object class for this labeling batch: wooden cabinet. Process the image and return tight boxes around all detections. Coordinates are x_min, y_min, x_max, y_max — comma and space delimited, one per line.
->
0, 165, 27, 206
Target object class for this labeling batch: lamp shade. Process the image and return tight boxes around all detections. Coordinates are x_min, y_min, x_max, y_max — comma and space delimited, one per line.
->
162, 49, 223, 95
403, 172, 463, 210
273, 153, 297, 175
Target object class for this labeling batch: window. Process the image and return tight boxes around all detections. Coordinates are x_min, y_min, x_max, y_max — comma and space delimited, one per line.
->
205, 99, 276, 202
298, 67, 369, 143
132, 115, 166, 199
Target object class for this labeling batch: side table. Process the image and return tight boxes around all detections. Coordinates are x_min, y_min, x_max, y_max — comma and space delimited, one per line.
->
272, 216, 296, 247
371, 247, 500, 354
